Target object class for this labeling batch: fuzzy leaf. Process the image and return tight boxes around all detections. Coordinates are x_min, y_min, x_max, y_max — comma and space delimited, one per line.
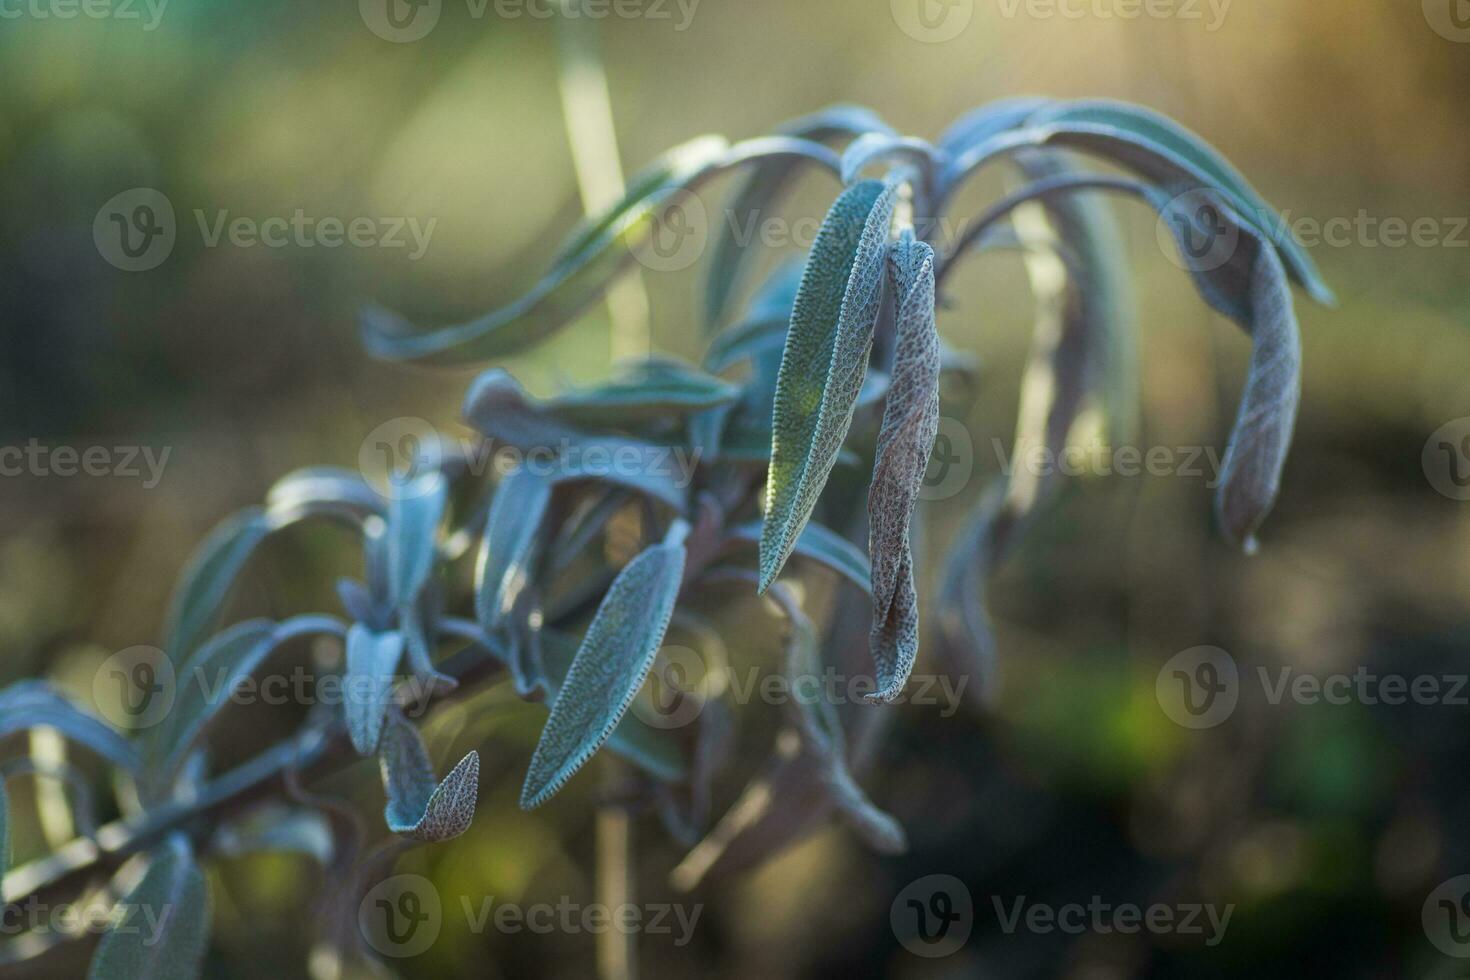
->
462, 369, 690, 509
386, 472, 447, 608
362, 135, 731, 363
705, 106, 893, 329
162, 508, 273, 667
0, 681, 139, 772
475, 467, 554, 635
87, 834, 209, 980
760, 177, 899, 591
521, 531, 687, 809
840, 133, 935, 186
867, 234, 940, 702
703, 261, 805, 372
938, 96, 1052, 187
1024, 100, 1333, 305
1152, 190, 1301, 551
378, 711, 479, 841
345, 624, 406, 756
725, 519, 871, 597
542, 357, 738, 428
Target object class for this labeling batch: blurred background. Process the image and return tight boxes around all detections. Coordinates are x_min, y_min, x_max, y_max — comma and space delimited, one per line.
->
2, 0, 1469, 977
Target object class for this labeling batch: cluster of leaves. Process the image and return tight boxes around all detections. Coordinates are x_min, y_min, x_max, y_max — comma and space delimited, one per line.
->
0, 98, 1328, 977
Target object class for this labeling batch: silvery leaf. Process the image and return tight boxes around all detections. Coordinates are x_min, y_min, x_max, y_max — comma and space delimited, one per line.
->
378, 711, 479, 842
474, 466, 553, 635
0, 680, 138, 772
162, 507, 273, 667
840, 133, 937, 186
760, 177, 900, 591
345, 624, 405, 756
265, 466, 383, 526
724, 519, 871, 597
542, 357, 738, 428
87, 834, 209, 980
386, 472, 447, 608
521, 526, 687, 809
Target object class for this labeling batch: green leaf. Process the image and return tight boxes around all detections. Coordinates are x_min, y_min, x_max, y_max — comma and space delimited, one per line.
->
1152, 190, 1302, 552
162, 508, 273, 667
362, 135, 731, 364
725, 519, 870, 597
1024, 100, 1334, 305
705, 106, 893, 329
265, 466, 383, 525
867, 234, 940, 702
537, 629, 686, 782
542, 357, 738, 428
521, 528, 687, 809
345, 624, 406, 756
88, 834, 209, 980
475, 466, 553, 635
462, 369, 691, 509
0, 681, 139, 772
759, 177, 899, 592
378, 711, 479, 842
386, 472, 447, 608
938, 96, 1052, 185
704, 260, 805, 373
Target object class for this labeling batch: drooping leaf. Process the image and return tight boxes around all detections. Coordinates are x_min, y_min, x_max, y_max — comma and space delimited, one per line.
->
378, 711, 479, 842
265, 466, 383, 525
521, 527, 688, 809
0, 681, 139, 772
725, 519, 871, 597
162, 508, 273, 667
462, 370, 691, 509
938, 96, 1052, 189
760, 177, 900, 591
386, 472, 447, 608
87, 834, 209, 980
345, 624, 406, 756
475, 466, 554, 635
703, 262, 805, 372
867, 234, 940, 702
362, 135, 731, 363
398, 598, 458, 696
541, 357, 738, 428
839, 133, 936, 186
705, 106, 893, 329
1151, 189, 1302, 551
1023, 100, 1334, 305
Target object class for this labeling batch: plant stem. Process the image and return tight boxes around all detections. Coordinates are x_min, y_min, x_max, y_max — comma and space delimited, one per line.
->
595, 758, 637, 980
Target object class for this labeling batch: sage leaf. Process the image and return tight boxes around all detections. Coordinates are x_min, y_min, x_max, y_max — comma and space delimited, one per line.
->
0, 681, 139, 772
1024, 100, 1334, 305
542, 357, 738, 428
521, 529, 687, 809
378, 711, 479, 842
210, 806, 335, 865
725, 519, 871, 597
867, 234, 940, 702
839, 133, 936, 186
938, 96, 1052, 189
462, 369, 689, 509
705, 105, 893, 329
162, 508, 272, 667
1152, 189, 1301, 552
345, 624, 406, 756
475, 466, 553, 634
386, 472, 447, 608
87, 834, 209, 980
362, 135, 731, 363
265, 466, 383, 525
760, 177, 899, 591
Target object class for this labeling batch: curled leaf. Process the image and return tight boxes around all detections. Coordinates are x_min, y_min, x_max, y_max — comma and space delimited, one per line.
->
521, 528, 687, 809
867, 234, 940, 702
760, 177, 900, 591
265, 466, 383, 525
87, 834, 209, 980
379, 711, 479, 841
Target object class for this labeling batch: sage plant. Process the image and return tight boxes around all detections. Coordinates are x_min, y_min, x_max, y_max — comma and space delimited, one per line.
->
0, 98, 1330, 977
